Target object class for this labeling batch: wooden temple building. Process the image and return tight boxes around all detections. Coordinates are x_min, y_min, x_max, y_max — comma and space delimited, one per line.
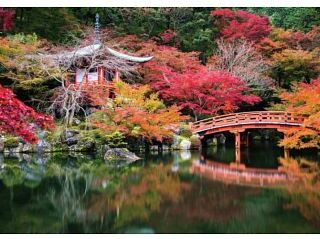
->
55, 14, 153, 92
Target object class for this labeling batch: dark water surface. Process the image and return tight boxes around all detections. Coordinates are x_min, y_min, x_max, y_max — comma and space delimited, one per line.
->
0, 142, 320, 233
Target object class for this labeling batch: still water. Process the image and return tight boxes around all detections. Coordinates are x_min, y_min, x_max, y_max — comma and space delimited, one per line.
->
0, 141, 320, 233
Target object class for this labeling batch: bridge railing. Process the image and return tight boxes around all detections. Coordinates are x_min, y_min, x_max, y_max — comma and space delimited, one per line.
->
191, 111, 305, 133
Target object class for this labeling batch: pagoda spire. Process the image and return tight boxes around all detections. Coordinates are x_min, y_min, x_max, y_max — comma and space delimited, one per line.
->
94, 13, 101, 44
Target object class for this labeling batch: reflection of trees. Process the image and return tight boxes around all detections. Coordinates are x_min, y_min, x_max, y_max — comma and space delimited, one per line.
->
47, 167, 93, 230
1, 155, 182, 232
87, 163, 181, 230
279, 157, 320, 227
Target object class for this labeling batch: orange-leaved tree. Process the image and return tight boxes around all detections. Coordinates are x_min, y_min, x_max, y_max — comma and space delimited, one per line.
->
90, 80, 188, 142
279, 78, 320, 149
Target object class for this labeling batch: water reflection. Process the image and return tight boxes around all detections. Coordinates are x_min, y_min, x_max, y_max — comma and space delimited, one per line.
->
0, 147, 319, 233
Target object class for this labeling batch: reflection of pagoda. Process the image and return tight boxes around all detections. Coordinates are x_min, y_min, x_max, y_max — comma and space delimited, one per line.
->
59, 14, 153, 87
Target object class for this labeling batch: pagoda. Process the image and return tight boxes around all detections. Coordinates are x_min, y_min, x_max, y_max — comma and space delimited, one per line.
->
55, 14, 153, 89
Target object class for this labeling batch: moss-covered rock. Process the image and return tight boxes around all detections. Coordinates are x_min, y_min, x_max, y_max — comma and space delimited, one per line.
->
104, 148, 140, 162
4, 136, 20, 148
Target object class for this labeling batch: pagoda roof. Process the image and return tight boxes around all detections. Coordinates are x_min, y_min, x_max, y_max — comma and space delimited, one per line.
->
62, 43, 153, 63
106, 47, 153, 63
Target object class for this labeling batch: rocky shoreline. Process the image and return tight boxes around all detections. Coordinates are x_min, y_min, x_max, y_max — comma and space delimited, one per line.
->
0, 129, 202, 162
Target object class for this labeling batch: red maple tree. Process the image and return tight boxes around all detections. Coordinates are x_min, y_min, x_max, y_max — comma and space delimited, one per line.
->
149, 68, 261, 119
105, 34, 260, 119
0, 84, 54, 143
211, 9, 271, 43
0, 8, 15, 31
159, 29, 177, 44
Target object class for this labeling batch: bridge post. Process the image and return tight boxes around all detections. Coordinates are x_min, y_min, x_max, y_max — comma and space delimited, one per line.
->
231, 130, 242, 164
235, 132, 241, 150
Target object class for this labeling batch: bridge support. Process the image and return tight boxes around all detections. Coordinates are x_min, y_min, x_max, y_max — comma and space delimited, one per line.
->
278, 130, 291, 158
231, 130, 245, 164
235, 131, 241, 150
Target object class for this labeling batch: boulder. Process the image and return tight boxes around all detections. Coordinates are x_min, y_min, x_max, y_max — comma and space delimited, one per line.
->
179, 139, 191, 150
65, 129, 80, 139
104, 148, 140, 162
36, 139, 51, 153
5, 142, 24, 153
172, 135, 181, 149
66, 137, 78, 146
22, 143, 35, 153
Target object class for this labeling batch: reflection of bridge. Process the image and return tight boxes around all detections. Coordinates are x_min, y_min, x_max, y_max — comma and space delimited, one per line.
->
191, 160, 290, 187
191, 111, 306, 164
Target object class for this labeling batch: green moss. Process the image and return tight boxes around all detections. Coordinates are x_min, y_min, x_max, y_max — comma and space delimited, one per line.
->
179, 125, 193, 138
4, 136, 20, 148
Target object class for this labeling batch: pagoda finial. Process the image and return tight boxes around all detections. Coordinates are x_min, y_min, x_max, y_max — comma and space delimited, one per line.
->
94, 13, 101, 44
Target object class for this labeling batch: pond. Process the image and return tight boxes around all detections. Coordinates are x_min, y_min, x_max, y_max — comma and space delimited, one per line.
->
0, 141, 320, 233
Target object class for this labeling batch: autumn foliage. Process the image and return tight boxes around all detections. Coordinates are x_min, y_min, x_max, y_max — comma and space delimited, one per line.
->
279, 78, 320, 149
0, 84, 54, 143
211, 9, 271, 43
90, 80, 188, 141
0, 8, 15, 31
149, 69, 260, 118
159, 29, 177, 44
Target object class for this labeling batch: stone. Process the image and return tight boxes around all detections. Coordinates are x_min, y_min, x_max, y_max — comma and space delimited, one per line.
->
179, 139, 191, 150
104, 148, 140, 162
22, 143, 35, 153
36, 139, 51, 153
66, 137, 78, 146
172, 135, 181, 149
7, 143, 24, 153
65, 129, 80, 139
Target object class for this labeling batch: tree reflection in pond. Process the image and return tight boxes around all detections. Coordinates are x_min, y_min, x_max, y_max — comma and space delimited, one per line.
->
0, 150, 320, 233
279, 157, 320, 227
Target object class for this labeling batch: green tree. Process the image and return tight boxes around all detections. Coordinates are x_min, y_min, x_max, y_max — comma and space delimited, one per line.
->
247, 8, 320, 32
13, 8, 81, 44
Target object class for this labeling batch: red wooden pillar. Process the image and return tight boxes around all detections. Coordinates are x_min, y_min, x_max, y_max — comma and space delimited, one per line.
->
231, 130, 244, 164
235, 131, 241, 150
115, 70, 120, 82
97, 67, 105, 84
236, 132, 241, 164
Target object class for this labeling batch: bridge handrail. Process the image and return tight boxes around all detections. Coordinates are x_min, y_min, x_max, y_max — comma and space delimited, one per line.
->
191, 111, 306, 133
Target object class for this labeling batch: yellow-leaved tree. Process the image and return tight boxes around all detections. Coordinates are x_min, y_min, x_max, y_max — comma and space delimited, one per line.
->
90, 80, 188, 142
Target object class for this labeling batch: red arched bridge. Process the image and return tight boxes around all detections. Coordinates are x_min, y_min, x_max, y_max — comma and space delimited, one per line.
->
191, 111, 305, 136
191, 111, 307, 164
